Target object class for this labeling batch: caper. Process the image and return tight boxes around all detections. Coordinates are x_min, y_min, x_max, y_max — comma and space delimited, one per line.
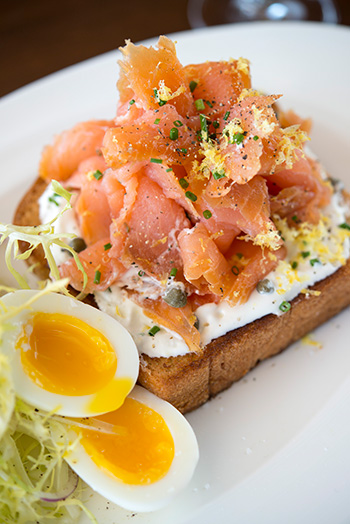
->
256, 278, 274, 294
69, 237, 87, 253
163, 285, 187, 308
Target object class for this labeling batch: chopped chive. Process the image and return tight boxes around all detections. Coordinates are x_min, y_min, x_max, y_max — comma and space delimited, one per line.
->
150, 158, 163, 164
205, 99, 213, 108
173, 120, 183, 127
291, 215, 298, 222
339, 223, 350, 230
236, 253, 243, 259
231, 265, 240, 275
212, 120, 220, 129
94, 270, 101, 285
166, 168, 173, 172
138, 270, 145, 277
93, 170, 103, 180
148, 325, 161, 336
129, 99, 135, 105
291, 261, 298, 270
179, 178, 189, 189
301, 251, 310, 258
203, 209, 212, 219
153, 88, 166, 106
189, 80, 198, 93
279, 301, 291, 313
104, 242, 112, 251
154, 118, 160, 124
185, 191, 197, 202
170, 267, 178, 277
169, 127, 179, 140
180, 148, 188, 154
213, 170, 226, 180
48, 193, 60, 206
310, 258, 321, 266
195, 99, 205, 110
223, 111, 230, 121
230, 132, 245, 145
253, 135, 259, 141
200, 114, 208, 135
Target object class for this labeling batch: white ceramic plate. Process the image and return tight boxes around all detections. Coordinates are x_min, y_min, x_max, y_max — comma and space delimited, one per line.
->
1, 21, 350, 524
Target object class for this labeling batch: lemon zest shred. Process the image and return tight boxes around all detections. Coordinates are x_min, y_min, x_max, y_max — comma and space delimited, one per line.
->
155, 80, 185, 102
238, 228, 282, 251
222, 118, 244, 145
236, 57, 250, 75
275, 124, 310, 169
302, 334, 323, 349
300, 288, 321, 296
151, 236, 168, 248
237, 88, 262, 103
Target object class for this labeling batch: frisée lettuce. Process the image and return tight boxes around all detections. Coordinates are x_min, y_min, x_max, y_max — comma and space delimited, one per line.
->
0, 282, 97, 523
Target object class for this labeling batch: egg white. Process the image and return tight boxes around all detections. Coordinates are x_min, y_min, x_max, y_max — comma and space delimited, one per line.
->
0, 290, 139, 417
65, 385, 199, 512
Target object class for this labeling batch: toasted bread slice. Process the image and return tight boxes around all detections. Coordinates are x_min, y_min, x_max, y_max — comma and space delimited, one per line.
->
14, 178, 350, 413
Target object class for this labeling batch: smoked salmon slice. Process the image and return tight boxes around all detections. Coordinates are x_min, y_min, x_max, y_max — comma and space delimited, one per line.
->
225, 239, 286, 305
103, 105, 200, 171
117, 174, 190, 279
39, 120, 113, 181
118, 36, 196, 117
183, 59, 251, 119
178, 223, 234, 297
266, 154, 332, 223
59, 238, 126, 293
131, 293, 201, 353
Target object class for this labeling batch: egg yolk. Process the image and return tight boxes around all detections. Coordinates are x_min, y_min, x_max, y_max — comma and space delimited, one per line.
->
17, 312, 118, 396
78, 398, 175, 485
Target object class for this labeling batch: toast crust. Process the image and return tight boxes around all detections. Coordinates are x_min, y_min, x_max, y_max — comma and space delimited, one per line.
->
14, 178, 350, 413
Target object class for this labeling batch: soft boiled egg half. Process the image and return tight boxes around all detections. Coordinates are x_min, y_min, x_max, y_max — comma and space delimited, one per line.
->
65, 385, 199, 512
0, 290, 139, 417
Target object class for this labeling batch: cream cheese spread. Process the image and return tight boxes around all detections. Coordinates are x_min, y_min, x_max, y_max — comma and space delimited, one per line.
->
39, 178, 350, 358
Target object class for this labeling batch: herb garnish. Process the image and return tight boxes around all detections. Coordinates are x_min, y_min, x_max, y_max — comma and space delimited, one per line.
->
179, 178, 189, 189
93, 170, 103, 180
279, 301, 291, 313
203, 210, 212, 219
185, 191, 197, 202
170, 267, 178, 277
213, 170, 226, 180
169, 128, 179, 140
94, 270, 101, 285
148, 325, 161, 336
195, 99, 205, 110
231, 265, 240, 275
189, 80, 198, 93
310, 258, 321, 266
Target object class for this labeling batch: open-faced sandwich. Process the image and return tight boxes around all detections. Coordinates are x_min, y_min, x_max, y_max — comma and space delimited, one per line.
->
14, 36, 350, 414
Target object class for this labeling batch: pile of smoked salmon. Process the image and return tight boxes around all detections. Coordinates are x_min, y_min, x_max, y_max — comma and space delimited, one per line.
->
38, 36, 332, 353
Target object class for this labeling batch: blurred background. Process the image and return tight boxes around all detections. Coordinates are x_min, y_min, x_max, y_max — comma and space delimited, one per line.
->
1, 0, 349, 97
